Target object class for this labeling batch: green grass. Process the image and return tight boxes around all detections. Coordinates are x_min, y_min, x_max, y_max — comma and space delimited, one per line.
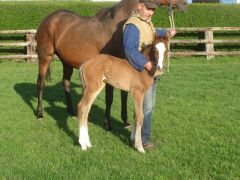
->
0, 57, 240, 179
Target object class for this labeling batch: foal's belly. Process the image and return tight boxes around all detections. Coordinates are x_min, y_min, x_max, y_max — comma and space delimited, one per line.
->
104, 57, 136, 91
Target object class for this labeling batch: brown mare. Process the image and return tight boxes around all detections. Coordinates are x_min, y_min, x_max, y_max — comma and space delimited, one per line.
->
78, 35, 169, 153
36, 0, 187, 130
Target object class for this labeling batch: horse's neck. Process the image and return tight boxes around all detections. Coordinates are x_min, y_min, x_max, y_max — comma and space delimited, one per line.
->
141, 69, 155, 87
120, 0, 138, 11
113, 0, 138, 21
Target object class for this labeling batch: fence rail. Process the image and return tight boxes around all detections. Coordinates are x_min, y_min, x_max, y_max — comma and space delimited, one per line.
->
0, 27, 240, 61
169, 26, 240, 59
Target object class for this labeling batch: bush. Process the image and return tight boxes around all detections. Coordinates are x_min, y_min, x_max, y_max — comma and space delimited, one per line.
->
0, 2, 240, 30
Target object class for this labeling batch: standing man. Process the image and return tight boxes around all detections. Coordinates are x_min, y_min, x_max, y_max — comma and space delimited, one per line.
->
123, 0, 176, 149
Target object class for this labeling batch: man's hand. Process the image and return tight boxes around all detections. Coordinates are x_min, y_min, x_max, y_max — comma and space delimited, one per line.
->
144, 62, 152, 71
168, 29, 177, 37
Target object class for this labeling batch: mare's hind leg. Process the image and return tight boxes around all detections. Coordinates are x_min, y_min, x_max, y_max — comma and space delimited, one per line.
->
78, 84, 105, 150
37, 52, 53, 119
62, 63, 75, 117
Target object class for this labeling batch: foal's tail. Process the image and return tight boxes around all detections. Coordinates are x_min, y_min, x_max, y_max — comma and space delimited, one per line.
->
79, 65, 86, 90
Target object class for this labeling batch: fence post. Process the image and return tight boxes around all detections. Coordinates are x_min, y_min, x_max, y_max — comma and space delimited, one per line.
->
205, 30, 214, 60
26, 33, 36, 62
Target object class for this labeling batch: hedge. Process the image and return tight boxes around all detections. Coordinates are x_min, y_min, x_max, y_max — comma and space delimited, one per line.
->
0, 2, 240, 30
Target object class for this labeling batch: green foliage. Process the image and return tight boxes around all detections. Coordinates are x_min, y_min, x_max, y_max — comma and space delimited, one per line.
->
0, 2, 240, 29
153, 4, 240, 27
0, 57, 240, 178
0, 1, 111, 30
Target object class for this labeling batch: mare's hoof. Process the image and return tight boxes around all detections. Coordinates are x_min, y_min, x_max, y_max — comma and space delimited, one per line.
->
70, 115, 77, 119
37, 114, 43, 120
104, 119, 112, 131
67, 109, 76, 117
123, 122, 131, 129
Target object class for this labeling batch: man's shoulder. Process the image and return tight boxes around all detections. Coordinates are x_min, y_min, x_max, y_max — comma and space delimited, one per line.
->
125, 16, 141, 25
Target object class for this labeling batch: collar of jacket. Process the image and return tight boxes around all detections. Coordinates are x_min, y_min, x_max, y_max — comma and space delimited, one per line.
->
131, 11, 152, 25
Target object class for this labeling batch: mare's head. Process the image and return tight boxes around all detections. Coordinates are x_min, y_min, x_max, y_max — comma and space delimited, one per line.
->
142, 35, 169, 75
159, 0, 188, 11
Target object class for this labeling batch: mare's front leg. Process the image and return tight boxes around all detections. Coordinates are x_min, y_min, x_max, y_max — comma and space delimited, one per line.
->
62, 63, 75, 117
131, 90, 145, 153
104, 84, 114, 131
105, 85, 130, 130
121, 90, 131, 128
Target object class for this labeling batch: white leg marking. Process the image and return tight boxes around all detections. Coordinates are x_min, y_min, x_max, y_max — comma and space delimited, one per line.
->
135, 124, 145, 153
79, 126, 91, 150
130, 122, 136, 142
85, 127, 92, 148
156, 42, 166, 70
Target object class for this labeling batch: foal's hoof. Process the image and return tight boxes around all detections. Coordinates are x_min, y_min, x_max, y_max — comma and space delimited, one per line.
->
79, 140, 92, 151
135, 145, 145, 153
137, 148, 146, 153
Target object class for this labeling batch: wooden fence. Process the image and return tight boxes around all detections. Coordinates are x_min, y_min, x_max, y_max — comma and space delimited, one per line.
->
170, 27, 240, 59
0, 27, 240, 61
0, 29, 37, 61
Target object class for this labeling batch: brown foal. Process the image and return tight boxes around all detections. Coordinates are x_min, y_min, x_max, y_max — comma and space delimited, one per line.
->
77, 35, 169, 153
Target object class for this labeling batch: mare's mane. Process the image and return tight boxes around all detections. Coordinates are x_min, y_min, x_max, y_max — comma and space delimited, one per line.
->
95, 0, 134, 20
96, 6, 116, 20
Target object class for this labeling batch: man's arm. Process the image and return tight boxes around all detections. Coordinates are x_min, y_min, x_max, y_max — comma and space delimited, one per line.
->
123, 24, 149, 72
156, 28, 167, 37
156, 28, 177, 37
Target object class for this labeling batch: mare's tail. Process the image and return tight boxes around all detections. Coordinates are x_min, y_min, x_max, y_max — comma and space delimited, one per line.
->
46, 66, 52, 81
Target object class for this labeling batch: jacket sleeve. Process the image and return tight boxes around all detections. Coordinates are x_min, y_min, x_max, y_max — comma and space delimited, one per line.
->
156, 28, 167, 37
123, 24, 148, 71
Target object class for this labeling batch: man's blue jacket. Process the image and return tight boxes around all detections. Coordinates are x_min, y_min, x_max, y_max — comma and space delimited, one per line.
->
123, 24, 167, 71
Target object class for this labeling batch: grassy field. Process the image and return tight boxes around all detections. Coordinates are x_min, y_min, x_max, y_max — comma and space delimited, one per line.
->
0, 57, 240, 179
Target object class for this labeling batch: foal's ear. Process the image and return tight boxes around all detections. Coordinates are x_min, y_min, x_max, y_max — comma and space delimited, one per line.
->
153, 33, 158, 41
161, 34, 170, 44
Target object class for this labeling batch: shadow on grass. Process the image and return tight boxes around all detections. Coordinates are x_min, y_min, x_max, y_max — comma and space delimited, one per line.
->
14, 82, 131, 147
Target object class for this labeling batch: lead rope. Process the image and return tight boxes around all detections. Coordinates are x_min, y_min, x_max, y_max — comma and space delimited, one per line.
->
167, 0, 175, 72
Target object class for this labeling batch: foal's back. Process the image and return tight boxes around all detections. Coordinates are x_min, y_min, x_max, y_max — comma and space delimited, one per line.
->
80, 54, 153, 92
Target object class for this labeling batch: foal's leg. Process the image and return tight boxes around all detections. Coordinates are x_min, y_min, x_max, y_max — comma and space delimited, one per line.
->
62, 63, 75, 117
78, 91, 92, 150
131, 90, 145, 153
78, 80, 105, 150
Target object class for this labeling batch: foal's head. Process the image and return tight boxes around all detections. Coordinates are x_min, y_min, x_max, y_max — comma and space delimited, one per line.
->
142, 35, 169, 75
